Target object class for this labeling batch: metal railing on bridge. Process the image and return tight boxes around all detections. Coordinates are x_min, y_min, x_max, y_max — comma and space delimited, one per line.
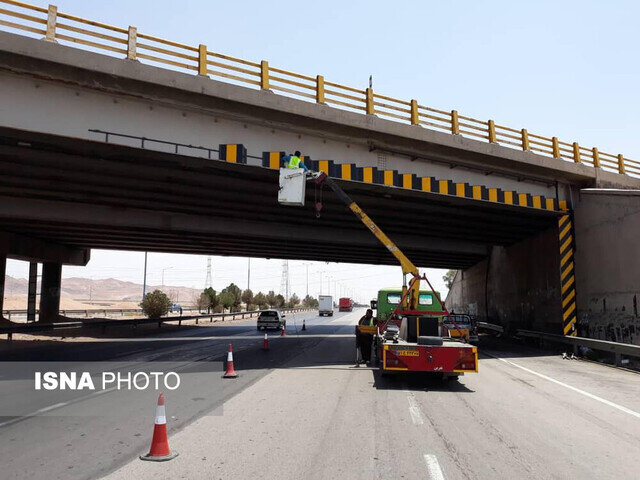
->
0, 0, 638, 177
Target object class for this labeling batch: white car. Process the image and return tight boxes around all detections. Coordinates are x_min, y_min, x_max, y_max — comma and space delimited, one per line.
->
257, 309, 286, 330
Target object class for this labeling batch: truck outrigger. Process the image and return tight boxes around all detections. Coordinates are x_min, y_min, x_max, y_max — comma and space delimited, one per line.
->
278, 168, 478, 379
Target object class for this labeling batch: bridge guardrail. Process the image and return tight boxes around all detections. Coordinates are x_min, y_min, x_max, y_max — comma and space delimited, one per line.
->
0, 0, 637, 177
0, 307, 317, 340
2, 306, 201, 320
477, 321, 504, 334
516, 329, 640, 366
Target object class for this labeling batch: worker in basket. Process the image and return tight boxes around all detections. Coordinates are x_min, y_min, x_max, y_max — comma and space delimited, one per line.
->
356, 308, 378, 365
282, 151, 309, 171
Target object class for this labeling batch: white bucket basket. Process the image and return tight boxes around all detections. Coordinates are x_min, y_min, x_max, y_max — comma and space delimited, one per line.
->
278, 168, 306, 206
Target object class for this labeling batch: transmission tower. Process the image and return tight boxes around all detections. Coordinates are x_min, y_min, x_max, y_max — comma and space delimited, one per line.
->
280, 260, 290, 301
204, 257, 212, 289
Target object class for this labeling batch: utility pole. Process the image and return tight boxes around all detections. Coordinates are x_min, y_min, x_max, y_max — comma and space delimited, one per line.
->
205, 257, 212, 289
280, 260, 290, 301
142, 251, 148, 301
319, 271, 323, 295
247, 258, 251, 291
302, 262, 312, 297
161, 267, 173, 287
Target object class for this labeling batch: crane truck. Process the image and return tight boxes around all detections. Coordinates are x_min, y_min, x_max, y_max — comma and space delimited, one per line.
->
278, 168, 478, 380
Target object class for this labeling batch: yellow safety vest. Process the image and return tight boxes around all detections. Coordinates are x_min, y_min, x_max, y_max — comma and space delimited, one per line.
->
287, 156, 301, 168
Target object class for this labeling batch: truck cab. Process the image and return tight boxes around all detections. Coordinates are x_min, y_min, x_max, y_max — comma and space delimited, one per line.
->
375, 288, 443, 322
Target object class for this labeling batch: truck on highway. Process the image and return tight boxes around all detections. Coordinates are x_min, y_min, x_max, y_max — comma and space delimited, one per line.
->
338, 297, 354, 312
278, 168, 478, 380
318, 295, 333, 316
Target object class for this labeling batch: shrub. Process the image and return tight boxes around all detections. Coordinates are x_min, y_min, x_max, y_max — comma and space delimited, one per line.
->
140, 290, 172, 319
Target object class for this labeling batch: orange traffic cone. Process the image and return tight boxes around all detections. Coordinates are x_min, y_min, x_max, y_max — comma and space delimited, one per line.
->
223, 343, 238, 378
263, 333, 269, 350
281, 325, 286, 337
302, 319, 306, 331
140, 393, 178, 462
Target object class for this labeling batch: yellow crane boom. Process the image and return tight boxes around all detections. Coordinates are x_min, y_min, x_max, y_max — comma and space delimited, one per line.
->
313, 172, 421, 311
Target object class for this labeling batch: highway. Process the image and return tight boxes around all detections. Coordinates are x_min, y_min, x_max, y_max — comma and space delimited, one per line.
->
1, 308, 640, 480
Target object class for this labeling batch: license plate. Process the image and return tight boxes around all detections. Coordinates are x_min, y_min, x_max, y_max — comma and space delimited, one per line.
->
396, 349, 419, 357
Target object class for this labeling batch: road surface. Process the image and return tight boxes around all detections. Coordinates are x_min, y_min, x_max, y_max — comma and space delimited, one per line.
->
1, 308, 639, 479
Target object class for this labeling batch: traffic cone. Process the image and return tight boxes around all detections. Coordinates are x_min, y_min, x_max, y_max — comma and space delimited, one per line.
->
223, 343, 238, 378
263, 333, 269, 350
281, 325, 286, 337
302, 319, 306, 331
140, 393, 178, 462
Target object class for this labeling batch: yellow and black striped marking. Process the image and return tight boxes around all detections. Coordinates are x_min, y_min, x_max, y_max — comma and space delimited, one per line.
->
559, 214, 577, 336
262, 151, 567, 212
219, 144, 247, 164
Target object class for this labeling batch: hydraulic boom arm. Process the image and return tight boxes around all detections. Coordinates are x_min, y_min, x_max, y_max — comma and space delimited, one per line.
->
313, 172, 421, 311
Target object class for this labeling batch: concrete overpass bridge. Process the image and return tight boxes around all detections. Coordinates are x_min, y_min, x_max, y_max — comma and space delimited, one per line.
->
0, 1, 639, 341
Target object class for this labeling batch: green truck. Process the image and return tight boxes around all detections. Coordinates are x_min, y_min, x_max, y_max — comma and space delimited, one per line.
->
372, 288, 443, 322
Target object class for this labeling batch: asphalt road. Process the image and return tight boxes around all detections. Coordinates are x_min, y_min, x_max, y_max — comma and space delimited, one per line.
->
2, 308, 640, 480
0, 309, 343, 480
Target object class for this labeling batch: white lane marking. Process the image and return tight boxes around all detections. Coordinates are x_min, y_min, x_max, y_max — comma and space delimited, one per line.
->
406, 392, 424, 425
485, 352, 640, 419
424, 454, 445, 480
36, 402, 67, 413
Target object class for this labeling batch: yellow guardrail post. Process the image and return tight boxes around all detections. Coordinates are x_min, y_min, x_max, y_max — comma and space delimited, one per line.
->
552, 137, 560, 158
45, 4, 57, 42
127, 26, 137, 60
365, 87, 374, 115
316, 75, 325, 104
198, 44, 207, 76
572, 142, 581, 163
260, 60, 270, 90
521, 128, 530, 151
488, 119, 496, 143
410, 99, 418, 125
451, 110, 459, 134
618, 154, 626, 174
592, 147, 600, 168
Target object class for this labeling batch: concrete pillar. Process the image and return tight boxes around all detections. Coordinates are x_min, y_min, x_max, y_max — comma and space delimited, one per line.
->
27, 262, 37, 322
0, 254, 5, 315
39, 262, 62, 322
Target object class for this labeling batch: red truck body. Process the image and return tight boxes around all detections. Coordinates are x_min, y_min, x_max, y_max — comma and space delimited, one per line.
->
338, 297, 353, 312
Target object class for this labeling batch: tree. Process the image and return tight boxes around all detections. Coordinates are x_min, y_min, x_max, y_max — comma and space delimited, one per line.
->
302, 294, 318, 308
218, 291, 235, 312
266, 290, 277, 308
241, 289, 254, 310
194, 292, 210, 312
221, 283, 242, 311
286, 293, 300, 308
140, 290, 171, 319
275, 294, 285, 308
443, 270, 457, 290
254, 292, 268, 309
203, 287, 218, 312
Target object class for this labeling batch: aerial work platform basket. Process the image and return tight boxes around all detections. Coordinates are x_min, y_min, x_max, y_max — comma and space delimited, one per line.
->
278, 168, 307, 206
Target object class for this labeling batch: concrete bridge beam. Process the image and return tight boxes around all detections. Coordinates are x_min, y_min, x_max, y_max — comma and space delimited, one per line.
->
0, 232, 90, 266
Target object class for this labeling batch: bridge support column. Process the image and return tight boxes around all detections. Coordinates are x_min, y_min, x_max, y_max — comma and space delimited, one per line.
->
39, 262, 61, 323
27, 262, 37, 322
0, 254, 5, 316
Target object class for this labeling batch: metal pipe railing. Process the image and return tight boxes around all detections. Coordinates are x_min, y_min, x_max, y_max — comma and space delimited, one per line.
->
0, 0, 636, 177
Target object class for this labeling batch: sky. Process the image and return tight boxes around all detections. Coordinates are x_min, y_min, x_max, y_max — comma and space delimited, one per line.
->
4, 1, 640, 302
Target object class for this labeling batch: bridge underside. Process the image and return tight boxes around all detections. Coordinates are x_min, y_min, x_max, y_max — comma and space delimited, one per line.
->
0, 128, 560, 269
